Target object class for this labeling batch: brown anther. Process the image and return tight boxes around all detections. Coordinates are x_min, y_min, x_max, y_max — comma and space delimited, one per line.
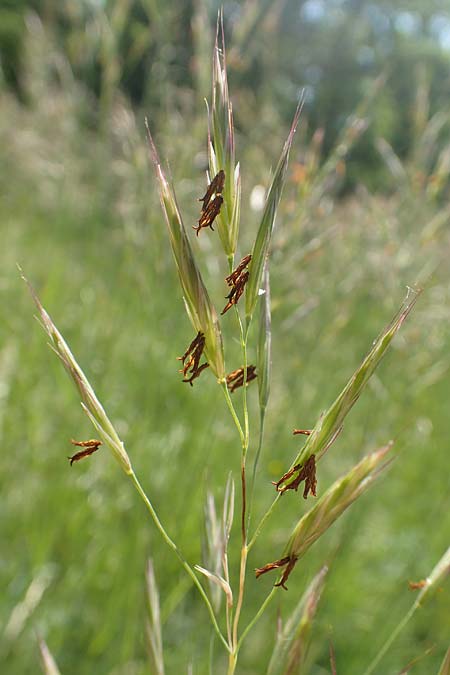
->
221, 255, 251, 314
199, 169, 225, 210
225, 254, 252, 287
226, 365, 257, 393
293, 428, 312, 436
178, 332, 204, 366
221, 271, 249, 314
272, 454, 317, 498
255, 555, 298, 591
183, 362, 209, 386
178, 332, 209, 385
194, 195, 224, 235
408, 579, 427, 590
68, 439, 102, 466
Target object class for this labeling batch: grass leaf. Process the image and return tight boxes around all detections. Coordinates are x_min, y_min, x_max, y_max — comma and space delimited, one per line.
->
245, 96, 304, 321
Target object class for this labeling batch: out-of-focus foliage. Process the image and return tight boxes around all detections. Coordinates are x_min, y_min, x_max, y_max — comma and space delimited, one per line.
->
2, 0, 450, 189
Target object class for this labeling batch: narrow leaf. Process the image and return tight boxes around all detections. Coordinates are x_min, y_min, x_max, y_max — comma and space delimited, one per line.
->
195, 565, 233, 608
246, 96, 304, 320
257, 264, 271, 414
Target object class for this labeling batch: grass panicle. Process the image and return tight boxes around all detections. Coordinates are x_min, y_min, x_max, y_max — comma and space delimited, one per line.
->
145, 559, 165, 675
267, 565, 328, 675
245, 96, 304, 322
275, 288, 420, 493
21, 270, 132, 474
145, 121, 225, 381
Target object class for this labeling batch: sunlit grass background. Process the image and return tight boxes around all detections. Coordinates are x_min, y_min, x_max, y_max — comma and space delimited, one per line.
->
1, 2, 450, 673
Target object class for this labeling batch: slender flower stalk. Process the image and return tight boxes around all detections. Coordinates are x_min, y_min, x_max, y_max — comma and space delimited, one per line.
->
38, 637, 61, 675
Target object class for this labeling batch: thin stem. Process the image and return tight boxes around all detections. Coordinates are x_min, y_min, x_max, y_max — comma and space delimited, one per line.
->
247, 410, 266, 531
230, 314, 251, 654
231, 541, 248, 653
129, 470, 230, 652
222, 552, 232, 647
238, 587, 277, 651
222, 383, 245, 446
247, 493, 281, 552
363, 602, 419, 675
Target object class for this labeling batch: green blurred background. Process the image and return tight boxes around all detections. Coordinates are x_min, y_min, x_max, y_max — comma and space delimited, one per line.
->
1, 1, 449, 673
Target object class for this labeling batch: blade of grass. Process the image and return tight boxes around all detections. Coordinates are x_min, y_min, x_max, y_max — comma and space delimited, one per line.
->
245, 95, 304, 322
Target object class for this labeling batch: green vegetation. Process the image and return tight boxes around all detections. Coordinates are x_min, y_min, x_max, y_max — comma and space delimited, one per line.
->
1, 3, 450, 674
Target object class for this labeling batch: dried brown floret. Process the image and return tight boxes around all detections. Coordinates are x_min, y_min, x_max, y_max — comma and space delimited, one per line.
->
195, 170, 225, 236
272, 454, 317, 498
178, 331, 209, 386
222, 271, 249, 314
182, 362, 209, 386
68, 438, 102, 466
194, 195, 224, 235
198, 169, 225, 211
221, 255, 251, 314
226, 365, 257, 393
255, 554, 298, 590
293, 428, 312, 436
408, 579, 427, 590
225, 254, 252, 287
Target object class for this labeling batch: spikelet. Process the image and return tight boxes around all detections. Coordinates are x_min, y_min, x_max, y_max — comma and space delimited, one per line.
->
145, 122, 225, 381
274, 289, 419, 493
21, 270, 132, 474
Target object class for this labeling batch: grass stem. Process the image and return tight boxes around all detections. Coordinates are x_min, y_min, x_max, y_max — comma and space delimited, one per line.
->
129, 470, 230, 652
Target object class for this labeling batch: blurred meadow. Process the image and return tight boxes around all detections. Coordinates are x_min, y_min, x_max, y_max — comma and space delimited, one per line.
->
1, 1, 450, 673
